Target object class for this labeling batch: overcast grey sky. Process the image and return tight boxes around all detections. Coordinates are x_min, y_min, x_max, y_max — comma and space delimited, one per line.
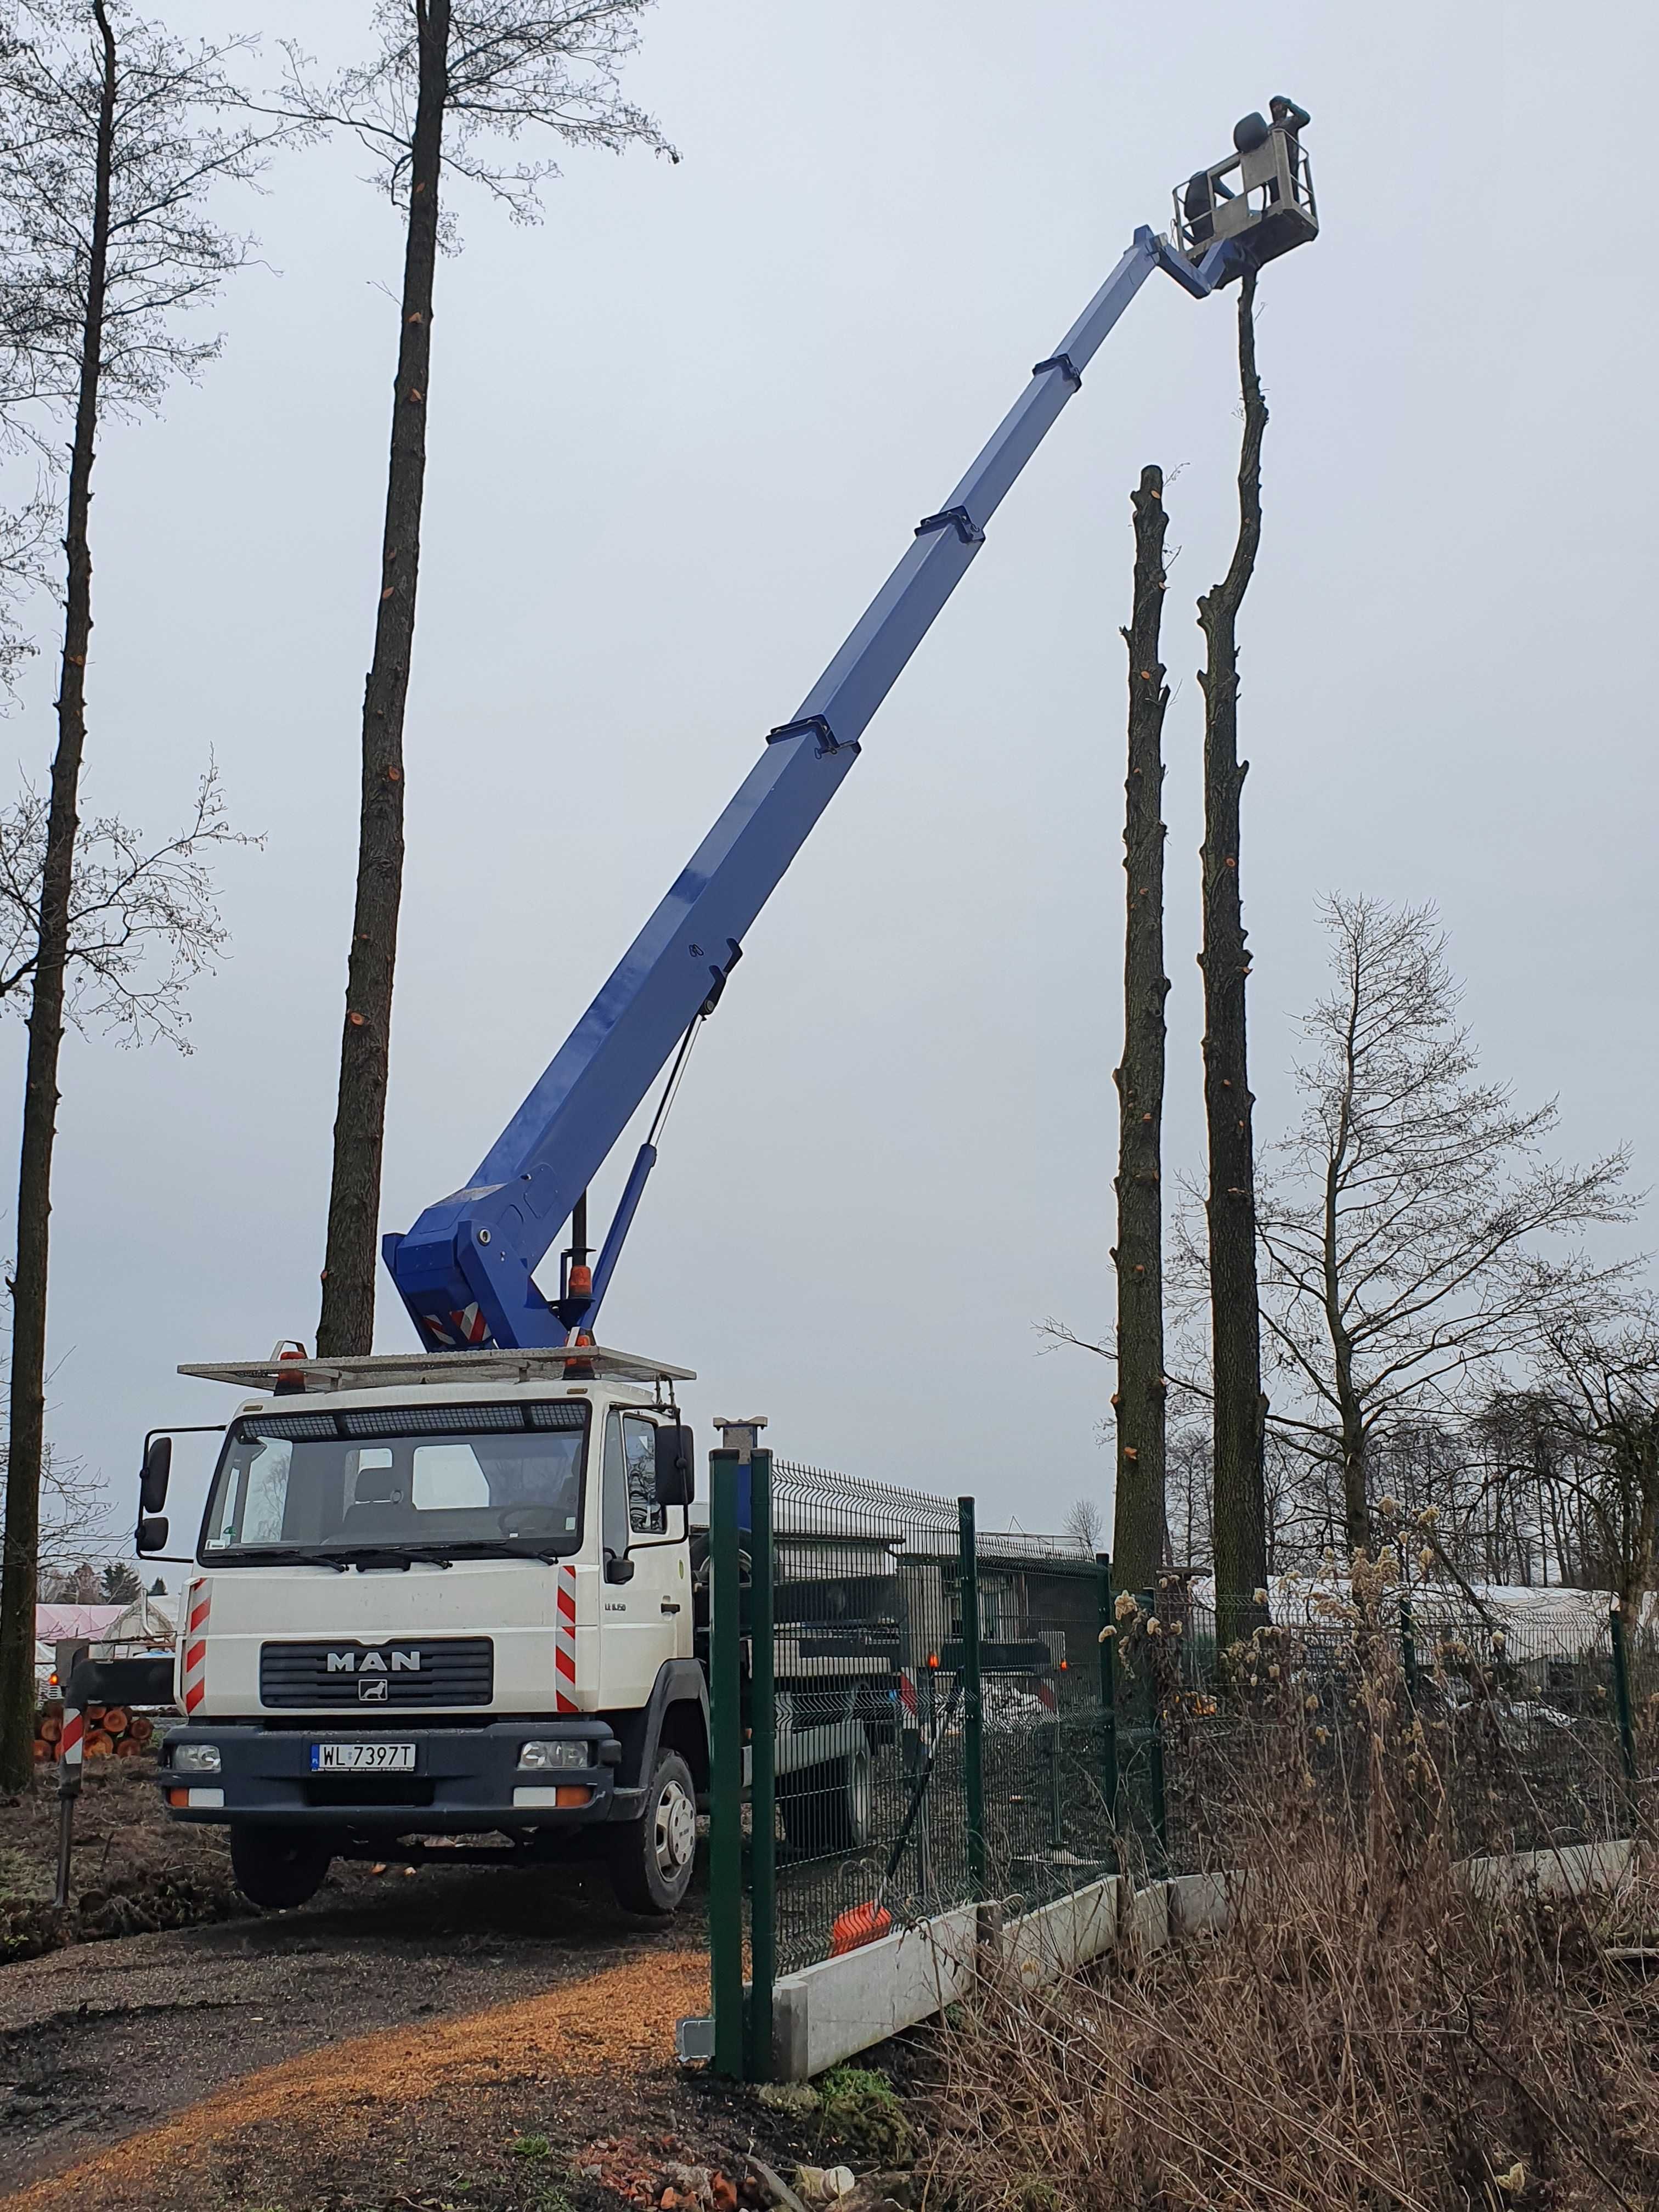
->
2, 0, 1653, 1561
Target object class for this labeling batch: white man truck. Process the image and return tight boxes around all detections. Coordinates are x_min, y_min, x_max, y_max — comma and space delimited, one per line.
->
146, 1346, 872, 1916
138, 115, 1312, 1917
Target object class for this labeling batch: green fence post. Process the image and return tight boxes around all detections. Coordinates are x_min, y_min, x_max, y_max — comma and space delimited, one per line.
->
1140, 1588, 1167, 1867
1096, 1552, 1120, 1860
747, 1448, 776, 2083
1611, 1601, 1639, 1790
1400, 1593, 1421, 1708
708, 1449, 745, 2079
958, 1497, 985, 1899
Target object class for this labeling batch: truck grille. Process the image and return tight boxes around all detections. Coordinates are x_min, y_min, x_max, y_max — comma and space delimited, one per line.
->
259, 1638, 494, 1708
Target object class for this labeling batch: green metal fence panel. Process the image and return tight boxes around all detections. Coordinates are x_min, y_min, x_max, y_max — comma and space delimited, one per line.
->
708, 1444, 1643, 2013
963, 1535, 1116, 1906
1150, 1582, 1632, 1876
764, 1462, 965, 1976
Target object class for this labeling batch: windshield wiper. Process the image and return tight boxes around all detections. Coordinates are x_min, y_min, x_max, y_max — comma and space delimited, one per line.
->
327, 1545, 464, 1571
218, 1546, 456, 1572
447, 1538, 569, 1564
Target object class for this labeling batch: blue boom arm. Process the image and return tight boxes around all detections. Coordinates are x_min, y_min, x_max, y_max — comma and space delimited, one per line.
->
387, 223, 1241, 1353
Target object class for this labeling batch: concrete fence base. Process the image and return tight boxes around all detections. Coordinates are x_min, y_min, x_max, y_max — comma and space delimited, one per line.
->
758, 1836, 1640, 2081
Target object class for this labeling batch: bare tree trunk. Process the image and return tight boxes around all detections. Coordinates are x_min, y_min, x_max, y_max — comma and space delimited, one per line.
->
1321, 1154, 1369, 1556
317, 0, 449, 1358
1110, 466, 1170, 1591
1198, 270, 1269, 1641
0, 1, 116, 1792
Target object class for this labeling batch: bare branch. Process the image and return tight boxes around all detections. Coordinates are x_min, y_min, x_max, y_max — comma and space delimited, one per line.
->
0, 758, 259, 1048
264, 3, 675, 242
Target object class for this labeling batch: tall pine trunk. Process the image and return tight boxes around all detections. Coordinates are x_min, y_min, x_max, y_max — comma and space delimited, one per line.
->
1110, 465, 1171, 1593
0, 1, 117, 1791
1198, 271, 1269, 1641
316, 0, 449, 1358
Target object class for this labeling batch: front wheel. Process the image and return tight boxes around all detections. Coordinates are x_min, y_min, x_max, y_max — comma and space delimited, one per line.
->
229, 1824, 332, 1911
607, 1750, 698, 1916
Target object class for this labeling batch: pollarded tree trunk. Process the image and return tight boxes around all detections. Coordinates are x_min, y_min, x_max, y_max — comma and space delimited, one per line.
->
1110, 465, 1171, 1593
0, 1, 116, 1792
1198, 270, 1269, 1642
317, 0, 449, 1358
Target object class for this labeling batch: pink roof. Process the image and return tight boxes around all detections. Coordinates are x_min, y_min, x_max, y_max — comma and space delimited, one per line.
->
35, 1605, 125, 1642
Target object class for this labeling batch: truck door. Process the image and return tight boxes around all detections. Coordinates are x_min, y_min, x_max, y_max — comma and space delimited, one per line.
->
596, 1410, 685, 1708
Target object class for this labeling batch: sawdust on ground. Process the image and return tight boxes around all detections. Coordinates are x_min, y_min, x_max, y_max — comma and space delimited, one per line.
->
3, 1946, 710, 2211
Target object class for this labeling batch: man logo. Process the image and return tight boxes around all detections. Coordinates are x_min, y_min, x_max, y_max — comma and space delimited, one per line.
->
359, 1677, 390, 1703
325, 1649, 423, 1674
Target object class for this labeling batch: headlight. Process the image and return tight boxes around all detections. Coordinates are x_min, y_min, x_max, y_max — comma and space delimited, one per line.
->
173, 1741, 222, 1774
517, 1739, 589, 1772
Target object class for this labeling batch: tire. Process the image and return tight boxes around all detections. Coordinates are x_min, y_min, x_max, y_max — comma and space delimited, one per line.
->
607, 1750, 698, 1917
229, 1824, 332, 1911
780, 1741, 874, 1857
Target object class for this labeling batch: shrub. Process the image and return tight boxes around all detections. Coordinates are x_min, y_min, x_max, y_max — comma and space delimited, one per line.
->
816, 2066, 913, 2165
925, 1584, 1659, 2210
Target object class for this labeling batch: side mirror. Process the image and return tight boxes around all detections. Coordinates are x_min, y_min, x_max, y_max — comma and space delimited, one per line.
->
604, 1552, 636, 1585
654, 1424, 695, 1509
136, 1515, 170, 1554
139, 1435, 172, 1515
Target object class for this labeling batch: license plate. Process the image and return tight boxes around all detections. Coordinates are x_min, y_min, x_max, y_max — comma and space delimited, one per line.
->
309, 1741, 416, 1773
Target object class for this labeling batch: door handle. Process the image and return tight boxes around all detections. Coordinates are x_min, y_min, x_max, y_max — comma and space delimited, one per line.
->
661, 1600, 682, 1615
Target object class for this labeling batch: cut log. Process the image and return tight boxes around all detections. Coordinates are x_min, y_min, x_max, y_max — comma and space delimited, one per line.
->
113, 1736, 141, 1759
83, 1731, 114, 1758
38, 1715, 61, 1745
127, 1712, 154, 1745
31, 1737, 48, 1762
101, 1707, 129, 1737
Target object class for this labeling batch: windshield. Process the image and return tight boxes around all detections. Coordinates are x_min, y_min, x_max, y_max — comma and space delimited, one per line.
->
199, 1401, 588, 1562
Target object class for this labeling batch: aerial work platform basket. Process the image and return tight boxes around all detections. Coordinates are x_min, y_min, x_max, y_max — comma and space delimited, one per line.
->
1172, 114, 1318, 277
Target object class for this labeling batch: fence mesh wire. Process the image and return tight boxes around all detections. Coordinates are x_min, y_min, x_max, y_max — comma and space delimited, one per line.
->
749, 1464, 1641, 1978
767, 1462, 966, 1977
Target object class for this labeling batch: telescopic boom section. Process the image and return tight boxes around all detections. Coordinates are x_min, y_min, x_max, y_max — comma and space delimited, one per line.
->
388, 132, 1314, 1357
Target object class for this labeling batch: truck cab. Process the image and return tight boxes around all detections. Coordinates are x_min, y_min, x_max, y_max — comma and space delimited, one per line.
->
149, 1346, 709, 1916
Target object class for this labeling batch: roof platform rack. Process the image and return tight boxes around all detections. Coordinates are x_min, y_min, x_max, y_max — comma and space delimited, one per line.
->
179, 1345, 696, 1393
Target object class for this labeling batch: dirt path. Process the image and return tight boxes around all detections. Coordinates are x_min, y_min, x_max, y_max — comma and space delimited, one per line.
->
4, 1942, 714, 2212
0, 1858, 708, 2201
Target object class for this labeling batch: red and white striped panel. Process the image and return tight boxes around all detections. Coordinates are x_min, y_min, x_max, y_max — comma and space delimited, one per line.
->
448, 1302, 492, 1347
554, 1563, 578, 1713
182, 1579, 210, 1714
60, 1706, 83, 1770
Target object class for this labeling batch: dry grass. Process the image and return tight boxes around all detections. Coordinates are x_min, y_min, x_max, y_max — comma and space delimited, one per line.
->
926, 1579, 1659, 2211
